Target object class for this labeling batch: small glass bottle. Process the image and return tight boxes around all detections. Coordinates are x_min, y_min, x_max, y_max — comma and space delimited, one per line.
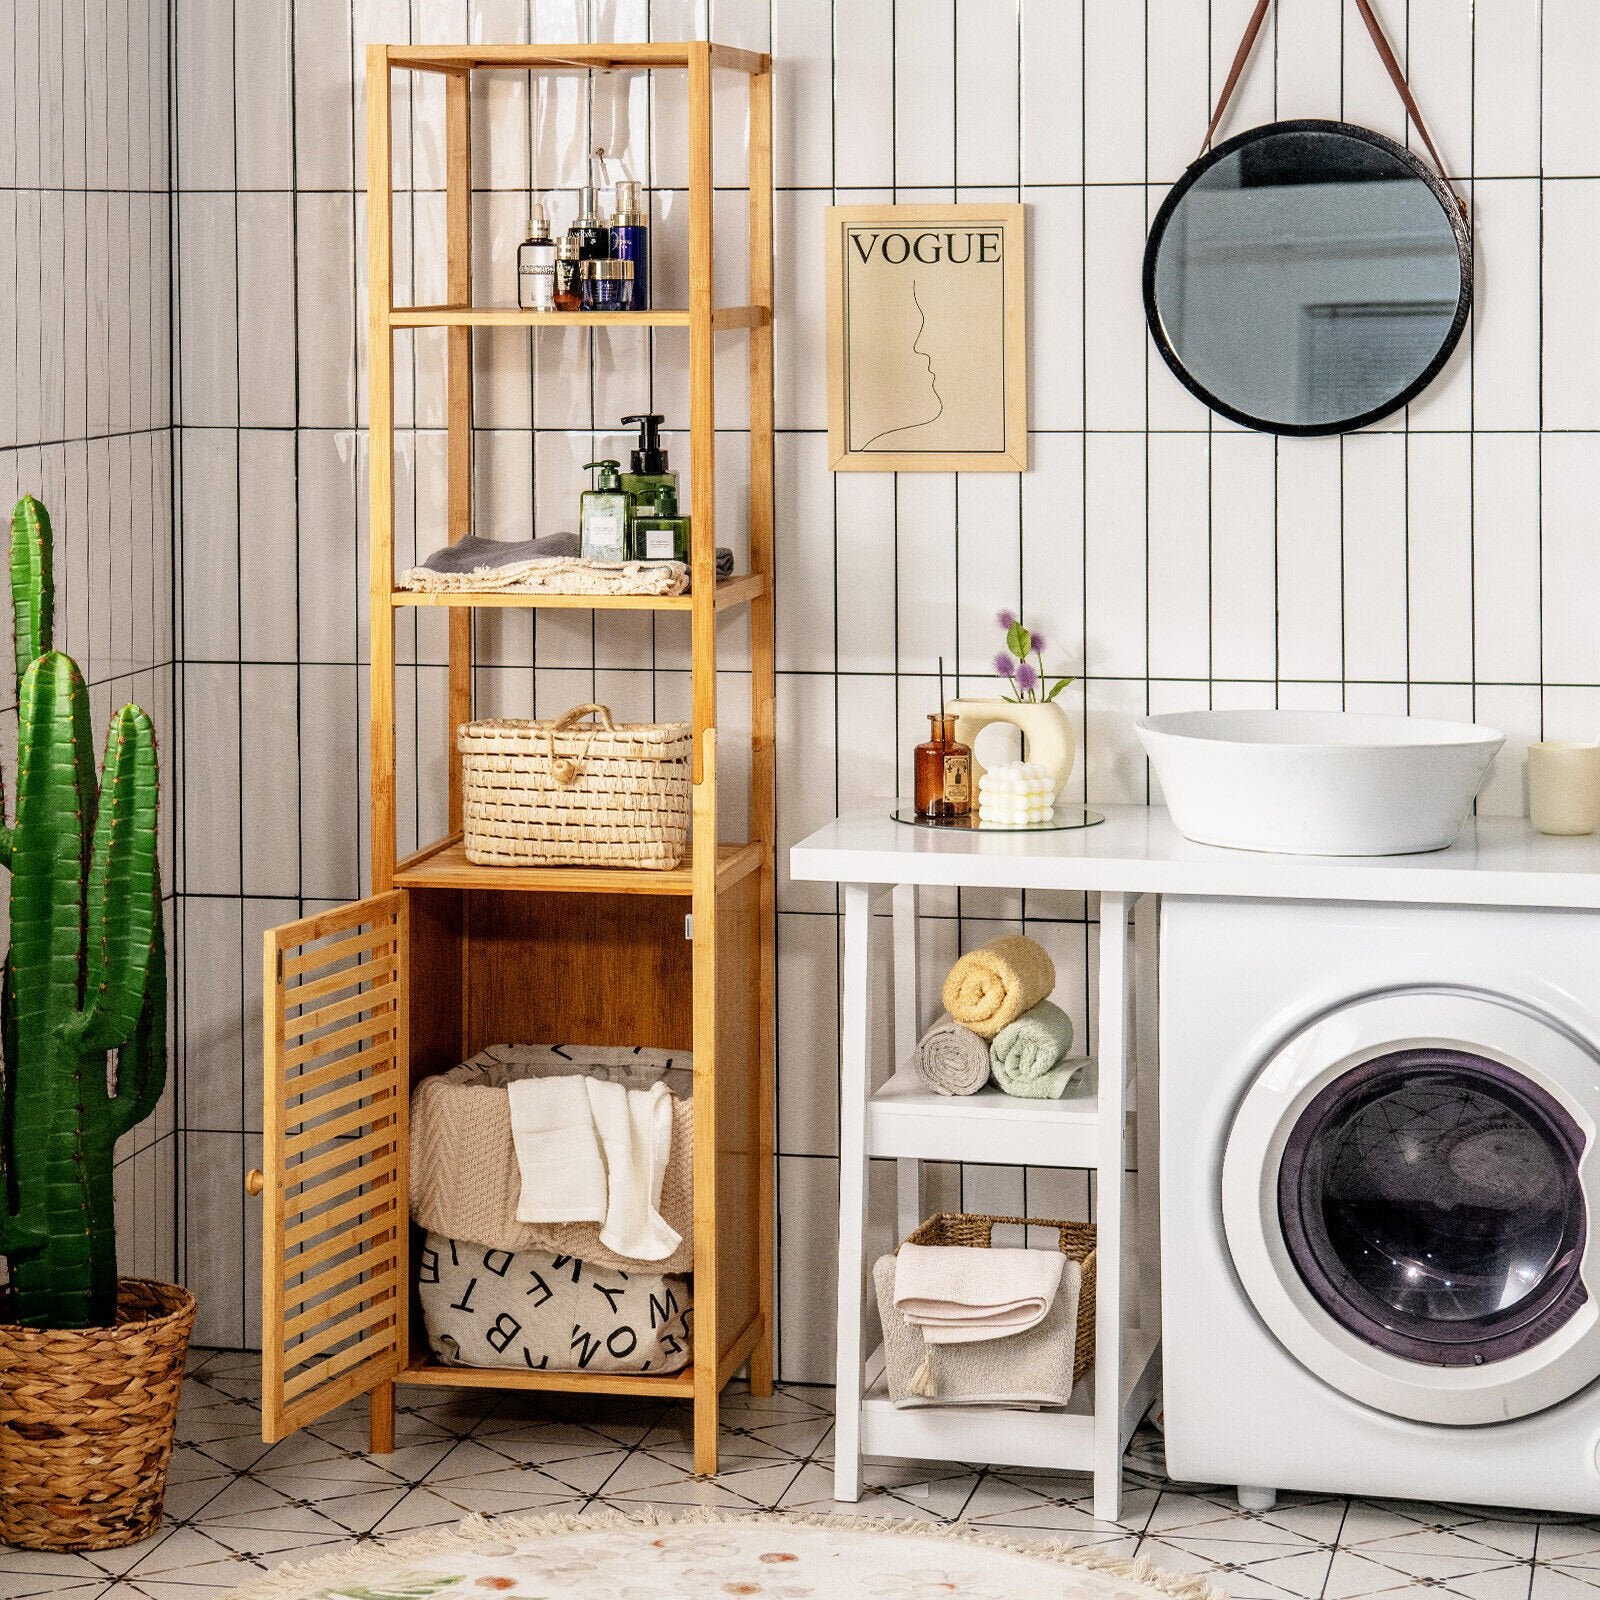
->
565, 181, 610, 263
580, 258, 634, 312
609, 178, 650, 310
516, 199, 556, 311
553, 236, 583, 311
914, 713, 972, 818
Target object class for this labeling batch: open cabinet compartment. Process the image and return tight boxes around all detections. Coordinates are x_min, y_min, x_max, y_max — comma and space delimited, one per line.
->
254, 37, 776, 1478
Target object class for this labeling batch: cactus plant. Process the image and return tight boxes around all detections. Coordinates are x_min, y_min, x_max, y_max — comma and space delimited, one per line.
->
0, 494, 165, 1330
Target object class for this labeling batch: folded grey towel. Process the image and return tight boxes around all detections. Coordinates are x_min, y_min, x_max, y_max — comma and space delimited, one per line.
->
913, 1012, 990, 1096
873, 1253, 1082, 1409
418, 532, 580, 573
416, 535, 734, 584
990, 1000, 1088, 1101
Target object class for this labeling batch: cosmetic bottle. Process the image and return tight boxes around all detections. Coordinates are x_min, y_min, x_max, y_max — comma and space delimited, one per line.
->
620, 413, 676, 506
553, 236, 583, 311
565, 168, 610, 264
516, 199, 557, 311
914, 713, 972, 818
609, 179, 650, 310
580, 258, 634, 313
579, 460, 632, 562
630, 482, 690, 564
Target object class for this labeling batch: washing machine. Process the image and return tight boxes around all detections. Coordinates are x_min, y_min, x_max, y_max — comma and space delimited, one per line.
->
1160, 895, 1600, 1513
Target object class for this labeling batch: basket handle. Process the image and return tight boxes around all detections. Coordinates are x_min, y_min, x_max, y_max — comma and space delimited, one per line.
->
542, 703, 614, 787
552, 702, 616, 732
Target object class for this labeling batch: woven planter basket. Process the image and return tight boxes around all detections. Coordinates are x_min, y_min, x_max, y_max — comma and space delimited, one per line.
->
458, 702, 692, 869
0, 1277, 196, 1551
904, 1212, 1096, 1385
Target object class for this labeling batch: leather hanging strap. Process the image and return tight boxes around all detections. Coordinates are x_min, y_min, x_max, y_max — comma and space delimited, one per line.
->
1199, 0, 1467, 217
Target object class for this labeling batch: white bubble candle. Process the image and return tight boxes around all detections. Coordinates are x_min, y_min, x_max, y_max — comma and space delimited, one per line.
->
977, 760, 1057, 826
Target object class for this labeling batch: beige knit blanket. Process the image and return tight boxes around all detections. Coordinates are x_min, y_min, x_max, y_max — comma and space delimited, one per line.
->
410, 1044, 694, 1275
399, 556, 689, 596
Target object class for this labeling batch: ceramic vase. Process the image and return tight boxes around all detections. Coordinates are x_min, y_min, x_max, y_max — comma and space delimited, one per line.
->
947, 697, 1077, 798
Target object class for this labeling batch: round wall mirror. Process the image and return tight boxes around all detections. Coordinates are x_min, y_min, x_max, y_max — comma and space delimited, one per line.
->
1144, 119, 1472, 436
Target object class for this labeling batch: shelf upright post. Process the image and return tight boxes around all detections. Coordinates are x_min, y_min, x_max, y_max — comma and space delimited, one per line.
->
363, 42, 399, 1456
444, 66, 474, 831
1093, 892, 1131, 1522
686, 40, 722, 1478
366, 44, 398, 899
746, 55, 778, 1400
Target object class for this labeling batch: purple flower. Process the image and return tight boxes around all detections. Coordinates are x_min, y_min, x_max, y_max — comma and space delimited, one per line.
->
1014, 660, 1039, 695
1029, 631, 1047, 655
993, 651, 1017, 680
995, 608, 1018, 630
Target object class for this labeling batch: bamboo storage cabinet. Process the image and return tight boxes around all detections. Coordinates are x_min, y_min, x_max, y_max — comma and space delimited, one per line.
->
251, 41, 776, 1477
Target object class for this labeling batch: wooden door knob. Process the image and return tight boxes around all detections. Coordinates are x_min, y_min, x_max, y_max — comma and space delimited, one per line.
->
244, 1169, 265, 1197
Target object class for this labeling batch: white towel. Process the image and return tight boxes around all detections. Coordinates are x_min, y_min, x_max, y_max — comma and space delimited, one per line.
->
507, 1075, 606, 1225
586, 1078, 681, 1263
893, 1242, 1065, 1345
505, 1074, 681, 1263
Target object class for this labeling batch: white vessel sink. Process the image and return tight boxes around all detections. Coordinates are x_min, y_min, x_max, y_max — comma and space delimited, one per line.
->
1136, 710, 1504, 856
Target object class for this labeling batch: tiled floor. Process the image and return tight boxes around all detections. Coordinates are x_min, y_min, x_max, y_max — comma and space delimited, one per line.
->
3, 1351, 1599, 1600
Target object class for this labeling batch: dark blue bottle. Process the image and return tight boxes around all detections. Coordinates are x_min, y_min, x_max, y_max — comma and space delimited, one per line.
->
609, 179, 650, 311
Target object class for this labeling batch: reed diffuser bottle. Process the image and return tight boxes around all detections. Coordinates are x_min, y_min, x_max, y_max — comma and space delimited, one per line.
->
914, 660, 972, 818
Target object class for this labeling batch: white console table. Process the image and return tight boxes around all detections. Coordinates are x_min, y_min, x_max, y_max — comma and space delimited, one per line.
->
791, 804, 1600, 1520
790, 808, 1165, 1522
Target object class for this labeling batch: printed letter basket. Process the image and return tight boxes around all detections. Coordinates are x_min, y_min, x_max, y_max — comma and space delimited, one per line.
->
458, 702, 692, 869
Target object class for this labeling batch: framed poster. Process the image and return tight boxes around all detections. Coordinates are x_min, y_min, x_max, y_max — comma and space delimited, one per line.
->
826, 203, 1027, 473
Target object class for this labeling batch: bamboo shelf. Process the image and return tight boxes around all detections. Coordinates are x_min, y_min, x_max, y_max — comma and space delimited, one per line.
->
254, 40, 776, 1480
391, 573, 767, 610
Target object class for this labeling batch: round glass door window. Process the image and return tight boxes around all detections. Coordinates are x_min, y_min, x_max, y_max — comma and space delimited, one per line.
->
1278, 1049, 1588, 1366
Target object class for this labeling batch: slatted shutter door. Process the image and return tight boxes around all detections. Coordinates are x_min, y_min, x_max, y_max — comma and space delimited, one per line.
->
261, 892, 409, 1442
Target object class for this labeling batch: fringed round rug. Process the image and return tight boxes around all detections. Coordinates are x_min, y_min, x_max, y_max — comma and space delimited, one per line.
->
226, 1507, 1222, 1600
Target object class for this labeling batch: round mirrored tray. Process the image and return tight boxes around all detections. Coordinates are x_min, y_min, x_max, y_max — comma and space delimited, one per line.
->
891, 803, 1105, 833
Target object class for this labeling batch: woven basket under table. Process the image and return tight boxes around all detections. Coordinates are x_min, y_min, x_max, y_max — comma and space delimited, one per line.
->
904, 1212, 1096, 1384
0, 1277, 197, 1551
459, 702, 692, 869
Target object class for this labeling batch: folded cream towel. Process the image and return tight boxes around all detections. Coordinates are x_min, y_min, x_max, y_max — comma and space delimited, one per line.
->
990, 1000, 1089, 1101
875, 1254, 1082, 1409
913, 1012, 991, 1096
586, 1078, 681, 1263
893, 1241, 1064, 1345
507, 1075, 606, 1224
940, 935, 1056, 1041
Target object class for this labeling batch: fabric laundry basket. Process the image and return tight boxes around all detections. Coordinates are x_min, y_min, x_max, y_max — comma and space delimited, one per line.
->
410, 1044, 696, 1275
459, 702, 691, 868
419, 1234, 692, 1375
873, 1213, 1097, 1410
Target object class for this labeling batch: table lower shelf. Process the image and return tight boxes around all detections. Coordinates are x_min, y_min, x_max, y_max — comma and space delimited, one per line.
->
858, 1327, 1160, 1476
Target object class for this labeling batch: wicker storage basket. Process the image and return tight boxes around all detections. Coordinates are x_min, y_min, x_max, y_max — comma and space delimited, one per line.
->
905, 1212, 1096, 1386
459, 702, 691, 869
0, 1278, 196, 1551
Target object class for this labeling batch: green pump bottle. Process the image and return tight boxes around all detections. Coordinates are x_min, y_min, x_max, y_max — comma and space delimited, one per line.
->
580, 459, 631, 562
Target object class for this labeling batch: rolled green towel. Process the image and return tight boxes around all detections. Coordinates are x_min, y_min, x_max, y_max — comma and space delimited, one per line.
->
989, 1000, 1088, 1100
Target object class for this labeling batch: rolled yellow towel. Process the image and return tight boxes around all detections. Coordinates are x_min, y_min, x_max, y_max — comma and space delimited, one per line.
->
940, 935, 1056, 1041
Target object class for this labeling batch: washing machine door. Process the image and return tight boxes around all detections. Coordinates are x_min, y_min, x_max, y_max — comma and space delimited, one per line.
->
1222, 989, 1600, 1424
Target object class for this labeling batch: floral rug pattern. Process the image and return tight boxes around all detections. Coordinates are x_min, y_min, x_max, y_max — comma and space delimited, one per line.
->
235, 1513, 1218, 1600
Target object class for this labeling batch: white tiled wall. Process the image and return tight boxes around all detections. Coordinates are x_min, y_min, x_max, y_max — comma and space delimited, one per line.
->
0, 0, 177, 1288
157, 0, 1599, 1369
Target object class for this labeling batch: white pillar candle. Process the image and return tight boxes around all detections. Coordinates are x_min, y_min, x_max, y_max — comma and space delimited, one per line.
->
1528, 742, 1600, 836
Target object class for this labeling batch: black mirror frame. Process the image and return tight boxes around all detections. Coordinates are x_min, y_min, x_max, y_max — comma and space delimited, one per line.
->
1142, 118, 1474, 438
